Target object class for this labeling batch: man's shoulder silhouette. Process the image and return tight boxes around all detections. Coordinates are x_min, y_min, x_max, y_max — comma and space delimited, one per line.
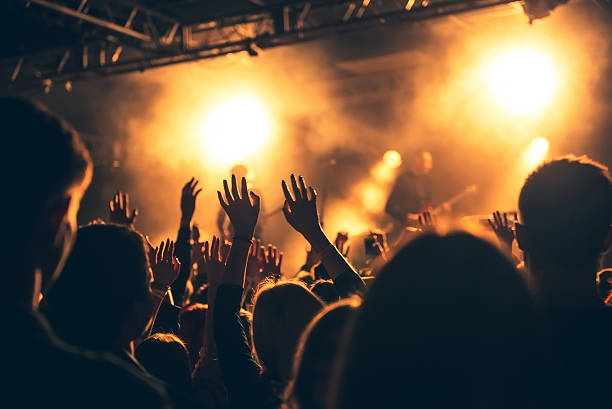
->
5, 306, 171, 408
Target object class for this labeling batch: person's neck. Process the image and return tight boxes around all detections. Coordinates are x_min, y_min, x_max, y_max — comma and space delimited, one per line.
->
529, 261, 603, 309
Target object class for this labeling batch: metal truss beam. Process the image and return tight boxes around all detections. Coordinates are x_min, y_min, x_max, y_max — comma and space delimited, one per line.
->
6, 0, 522, 90
29, 0, 152, 41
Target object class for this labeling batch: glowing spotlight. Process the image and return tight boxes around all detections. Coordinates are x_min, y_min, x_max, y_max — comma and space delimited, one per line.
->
361, 183, 387, 212
371, 163, 395, 182
383, 150, 402, 169
524, 137, 550, 168
484, 49, 557, 116
200, 96, 272, 166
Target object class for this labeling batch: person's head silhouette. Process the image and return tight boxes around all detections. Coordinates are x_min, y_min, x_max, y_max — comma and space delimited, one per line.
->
0, 97, 92, 308
516, 155, 612, 305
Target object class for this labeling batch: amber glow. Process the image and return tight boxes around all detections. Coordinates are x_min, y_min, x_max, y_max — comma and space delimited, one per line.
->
524, 137, 550, 168
383, 150, 403, 169
118, 9, 599, 274
483, 49, 558, 116
199, 96, 272, 167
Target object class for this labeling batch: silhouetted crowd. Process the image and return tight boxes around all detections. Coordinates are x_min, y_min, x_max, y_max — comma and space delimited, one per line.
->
3, 97, 612, 409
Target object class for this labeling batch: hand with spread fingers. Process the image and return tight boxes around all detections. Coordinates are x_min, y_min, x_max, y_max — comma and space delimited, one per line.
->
218, 175, 260, 239
335, 232, 350, 258
246, 239, 265, 283
109, 191, 138, 228
202, 236, 229, 287
181, 177, 202, 226
365, 231, 387, 260
192, 222, 202, 244
280, 174, 363, 291
151, 239, 180, 288
418, 211, 436, 232
281, 174, 321, 241
303, 244, 321, 271
488, 210, 516, 249
262, 244, 283, 281
191, 223, 204, 263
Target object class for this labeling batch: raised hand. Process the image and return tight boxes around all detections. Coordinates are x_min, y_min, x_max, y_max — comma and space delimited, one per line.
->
151, 239, 180, 288
365, 231, 388, 261
335, 232, 350, 258
372, 231, 388, 253
281, 176, 363, 289
220, 240, 232, 263
488, 210, 516, 249
303, 244, 320, 271
191, 223, 204, 262
418, 211, 436, 232
181, 177, 202, 225
246, 239, 265, 283
262, 244, 283, 280
202, 236, 230, 286
217, 175, 260, 238
109, 191, 138, 227
281, 174, 321, 240
192, 222, 202, 243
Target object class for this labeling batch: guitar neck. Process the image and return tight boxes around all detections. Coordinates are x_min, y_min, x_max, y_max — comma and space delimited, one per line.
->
432, 186, 476, 214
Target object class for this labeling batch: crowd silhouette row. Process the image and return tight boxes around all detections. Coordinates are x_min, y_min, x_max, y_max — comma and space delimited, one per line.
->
3, 97, 612, 409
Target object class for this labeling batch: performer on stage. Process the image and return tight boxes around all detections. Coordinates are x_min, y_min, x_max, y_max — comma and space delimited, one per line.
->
385, 150, 433, 225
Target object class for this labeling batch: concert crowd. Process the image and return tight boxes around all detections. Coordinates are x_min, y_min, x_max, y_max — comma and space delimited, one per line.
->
4, 97, 612, 409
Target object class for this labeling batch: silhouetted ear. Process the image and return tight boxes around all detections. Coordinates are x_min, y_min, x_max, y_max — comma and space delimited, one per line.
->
515, 223, 529, 252
601, 228, 612, 253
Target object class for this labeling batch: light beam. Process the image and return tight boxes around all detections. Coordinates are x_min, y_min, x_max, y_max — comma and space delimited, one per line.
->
483, 49, 558, 116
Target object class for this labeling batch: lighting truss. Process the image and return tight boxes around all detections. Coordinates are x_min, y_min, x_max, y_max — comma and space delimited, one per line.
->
3, 0, 523, 89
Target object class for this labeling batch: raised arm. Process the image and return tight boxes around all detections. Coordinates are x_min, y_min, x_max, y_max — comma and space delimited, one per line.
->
217, 175, 260, 287
213, 175, 273, 407
174, 178, 202, 305
199, 236, 230, 360
262, 244, 283, 282
488, 211, 515, 249
487, 210, 520, 265
281, 174, 364, 296
108, 191, 138, 228
147, 239, 180, 337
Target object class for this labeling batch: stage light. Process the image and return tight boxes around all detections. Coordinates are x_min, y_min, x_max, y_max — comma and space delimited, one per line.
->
200, 96, 272, 166
524, 137, 550, 168
483, 49, 557, 116
361, 183, 387, 212
383, 150, 402, 169
372, 150, 402, 182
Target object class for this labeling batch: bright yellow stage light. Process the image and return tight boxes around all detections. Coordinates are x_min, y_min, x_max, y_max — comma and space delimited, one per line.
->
361, 183, 387, 212
524, 137, 550, 168
383, 150, 402, 169
484, 49, 557, 116
200, 96, 272, 166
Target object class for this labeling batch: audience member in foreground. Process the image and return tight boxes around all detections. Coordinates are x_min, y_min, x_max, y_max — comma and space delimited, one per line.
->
43, 224, 207, 408
331, 233, 538, 409
43, 225, 179, 363
517, 156, 612, 306
516, 155, 612, 408
135, 333, 193, 396
1, 98, 171, 407
284, 298, 360, 409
